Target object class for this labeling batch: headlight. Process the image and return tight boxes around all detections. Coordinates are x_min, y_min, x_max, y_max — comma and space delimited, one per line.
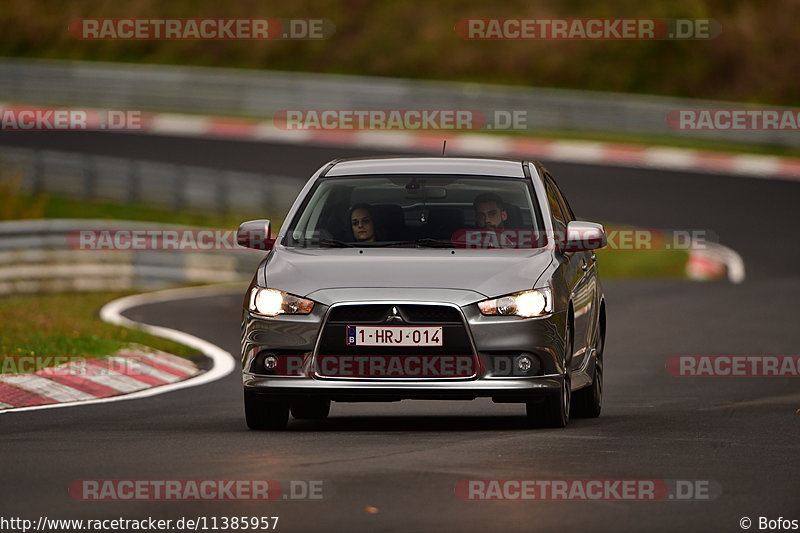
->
477, 288, 552, 318
248, 287, 314, 317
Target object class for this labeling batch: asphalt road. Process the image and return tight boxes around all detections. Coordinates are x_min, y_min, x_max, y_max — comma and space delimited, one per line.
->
2, 132, 799, 532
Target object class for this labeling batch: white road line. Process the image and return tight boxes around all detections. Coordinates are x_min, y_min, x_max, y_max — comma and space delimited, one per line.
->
709, 242, 746, 284
688, 240, 747, 284
1, 284, 241, 414
0, 375, 95, 402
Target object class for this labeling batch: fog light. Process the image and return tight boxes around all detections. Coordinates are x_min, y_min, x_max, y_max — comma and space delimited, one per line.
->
517, 356, 532, 372
263, 355, 278, 370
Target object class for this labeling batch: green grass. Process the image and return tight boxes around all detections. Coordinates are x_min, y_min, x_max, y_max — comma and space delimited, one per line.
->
0, 182, 281, 229
595, 224, 691, 279
0, 291, 200, 374
0, 187, 245, 374
41, 195, 271, 229
595, 249, 688, 279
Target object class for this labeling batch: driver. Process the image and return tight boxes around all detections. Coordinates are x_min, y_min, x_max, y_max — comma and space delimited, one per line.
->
473, 193, 508, 230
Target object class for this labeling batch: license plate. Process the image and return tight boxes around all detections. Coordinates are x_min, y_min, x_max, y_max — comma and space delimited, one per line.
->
346, 325, 443, 347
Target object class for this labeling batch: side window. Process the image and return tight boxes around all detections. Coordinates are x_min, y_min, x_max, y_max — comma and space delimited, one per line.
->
545, 181, 566, 230
546, 173, 576, 222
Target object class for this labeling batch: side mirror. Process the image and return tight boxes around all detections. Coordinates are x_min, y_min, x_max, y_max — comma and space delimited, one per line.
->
237, 219, 274, 250
563, 221, 606, 252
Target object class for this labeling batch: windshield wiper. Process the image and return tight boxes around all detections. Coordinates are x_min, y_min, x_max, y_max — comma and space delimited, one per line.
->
301, 238, 356, 248
371, 238, 456, 248
369, 240, 418, 248
413, 238, 457, 248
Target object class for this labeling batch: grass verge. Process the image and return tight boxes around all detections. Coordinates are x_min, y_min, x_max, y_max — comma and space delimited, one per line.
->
0, 177, 280, 229
0, 291, 200, 373
595, 249, 688, 279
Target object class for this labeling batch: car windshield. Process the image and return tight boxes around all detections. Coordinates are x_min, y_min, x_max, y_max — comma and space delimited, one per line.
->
284, 174, 546, 249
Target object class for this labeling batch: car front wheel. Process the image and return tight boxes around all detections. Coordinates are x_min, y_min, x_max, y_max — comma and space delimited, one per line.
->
572, 328, 603, 418
244, 390, 290, 430
526, 319, 572, 428
526, 372, 570, 428
291, 398, 331, 420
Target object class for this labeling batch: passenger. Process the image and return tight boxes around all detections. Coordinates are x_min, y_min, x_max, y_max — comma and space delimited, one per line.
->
349, 203, 377, 242
473, 192, 508, 230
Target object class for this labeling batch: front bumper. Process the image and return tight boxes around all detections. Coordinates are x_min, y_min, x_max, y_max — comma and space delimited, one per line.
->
243, 375, 563, 402
242, 295, 568, 403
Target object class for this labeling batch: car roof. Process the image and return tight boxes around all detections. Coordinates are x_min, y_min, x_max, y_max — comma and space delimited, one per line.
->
324, 156, 529, 178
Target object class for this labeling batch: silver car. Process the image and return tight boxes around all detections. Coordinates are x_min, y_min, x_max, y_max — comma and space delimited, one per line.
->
238, 156, 606, 429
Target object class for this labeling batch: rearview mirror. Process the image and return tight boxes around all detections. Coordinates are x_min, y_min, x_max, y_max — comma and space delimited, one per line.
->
563, 221, 606, 252
237, 219, 274, 250
405, 186, 448, 199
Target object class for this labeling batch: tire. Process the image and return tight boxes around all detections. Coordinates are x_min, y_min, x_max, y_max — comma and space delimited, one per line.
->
572, 328, 603, 418
244, 390, 290, 430
526, 319, 572, 428
526, 372, 570, 428
291, 398, 331, 420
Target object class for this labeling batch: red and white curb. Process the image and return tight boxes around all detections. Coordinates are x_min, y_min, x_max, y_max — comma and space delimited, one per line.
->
2, 102, 798, 180
1, 285, 238, 414
139, 112, 800, 181
0, 348, 199, 409
686, 242, 746, 283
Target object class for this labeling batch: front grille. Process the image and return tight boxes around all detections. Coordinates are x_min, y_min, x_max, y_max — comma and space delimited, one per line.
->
327, 304, 462, 324
402, 305, 462, 323
317, 304, 476, 363
328, 305, 390, 323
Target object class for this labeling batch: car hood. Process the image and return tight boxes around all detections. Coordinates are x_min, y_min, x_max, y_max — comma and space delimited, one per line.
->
262, 246, 553, 302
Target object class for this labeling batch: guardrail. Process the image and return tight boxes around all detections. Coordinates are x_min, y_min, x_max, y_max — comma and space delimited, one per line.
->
0, 146, 303, 215
0, 58, 797, 148
0, 219, 264, 294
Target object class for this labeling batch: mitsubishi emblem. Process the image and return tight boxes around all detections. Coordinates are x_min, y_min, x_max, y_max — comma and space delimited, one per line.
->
386, 306, 404, 323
